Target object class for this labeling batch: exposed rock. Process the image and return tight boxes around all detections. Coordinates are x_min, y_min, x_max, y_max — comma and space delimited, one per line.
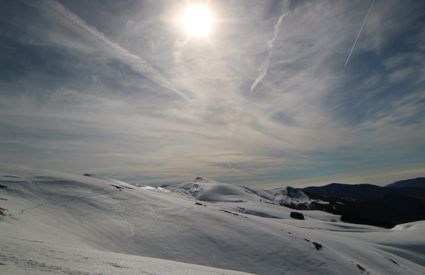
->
290, 211, 305, 220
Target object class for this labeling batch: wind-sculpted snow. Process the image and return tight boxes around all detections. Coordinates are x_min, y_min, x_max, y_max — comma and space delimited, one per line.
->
0, 167, 424, 274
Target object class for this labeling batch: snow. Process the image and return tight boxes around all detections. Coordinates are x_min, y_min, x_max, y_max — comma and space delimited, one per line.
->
0, 166, 424, 274
0, 236, 250, 275
166, 177, 312, 206
166, 179, 261, 202
267, 186, 310, 205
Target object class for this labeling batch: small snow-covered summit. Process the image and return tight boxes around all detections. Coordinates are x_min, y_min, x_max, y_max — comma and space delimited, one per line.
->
193, 176, 216, 183
267, 186, 311, 207
165, 177, 259, 202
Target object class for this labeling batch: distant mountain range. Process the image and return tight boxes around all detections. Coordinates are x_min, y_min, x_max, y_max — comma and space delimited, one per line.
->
386, 177, 425, 188
299, 177, 425, 228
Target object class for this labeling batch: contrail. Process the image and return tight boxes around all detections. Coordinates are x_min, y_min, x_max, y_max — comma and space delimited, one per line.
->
251, 13, 287, 93
344, 0, 375, 68
43, 0, 190, 101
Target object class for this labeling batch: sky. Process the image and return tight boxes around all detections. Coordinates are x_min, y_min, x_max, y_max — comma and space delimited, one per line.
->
0, 0, 424, 187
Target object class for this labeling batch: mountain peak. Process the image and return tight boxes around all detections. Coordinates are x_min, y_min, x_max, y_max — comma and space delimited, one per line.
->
192, 176, 216, 183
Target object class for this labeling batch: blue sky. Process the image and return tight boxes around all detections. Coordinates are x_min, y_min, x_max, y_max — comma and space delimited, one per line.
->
0, 0, 424, 187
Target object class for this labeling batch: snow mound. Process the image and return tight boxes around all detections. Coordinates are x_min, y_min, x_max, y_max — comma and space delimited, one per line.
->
392, 221, 425, 231
167, 178, 261, 202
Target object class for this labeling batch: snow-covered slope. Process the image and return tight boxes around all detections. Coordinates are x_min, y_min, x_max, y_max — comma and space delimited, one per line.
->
0, 236, 251, 275
1, 166, 424, 275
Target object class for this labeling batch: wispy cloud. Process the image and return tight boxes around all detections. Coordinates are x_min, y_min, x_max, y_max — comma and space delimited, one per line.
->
43, 0, 189, 101
0, 0, 424, 186
344, 0, 375, 67
250, 12, 287, 93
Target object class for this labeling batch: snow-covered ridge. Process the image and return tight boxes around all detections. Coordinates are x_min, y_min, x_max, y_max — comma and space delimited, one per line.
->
164, 177, 312, 208
1, 167, 424, 274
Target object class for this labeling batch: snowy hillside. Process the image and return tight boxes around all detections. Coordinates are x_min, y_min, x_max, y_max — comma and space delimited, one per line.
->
1, 166, 424, 275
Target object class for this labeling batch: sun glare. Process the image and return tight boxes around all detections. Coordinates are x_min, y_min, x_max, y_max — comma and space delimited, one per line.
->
181, 4, 213, 38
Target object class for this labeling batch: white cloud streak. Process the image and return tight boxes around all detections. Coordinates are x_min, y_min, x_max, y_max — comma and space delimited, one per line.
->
44, 0, 190, 101
250, 12, 287, 93
344, 0, 375, 67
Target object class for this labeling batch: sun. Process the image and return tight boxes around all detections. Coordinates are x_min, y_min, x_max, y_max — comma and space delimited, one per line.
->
180, 4, 213, 38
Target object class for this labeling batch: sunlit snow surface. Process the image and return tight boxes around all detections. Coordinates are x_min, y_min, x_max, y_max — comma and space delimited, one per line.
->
0, 166, 424, 275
